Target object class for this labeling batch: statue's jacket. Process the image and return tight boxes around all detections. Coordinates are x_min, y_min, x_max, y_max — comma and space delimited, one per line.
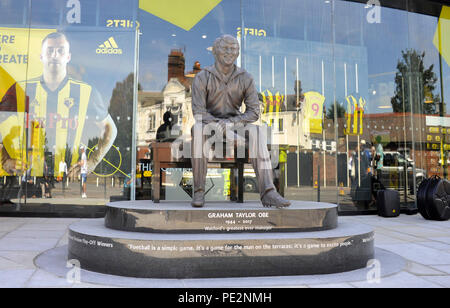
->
191, 65, 260, 125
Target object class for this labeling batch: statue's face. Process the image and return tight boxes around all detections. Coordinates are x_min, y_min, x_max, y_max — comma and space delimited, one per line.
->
214, 39, 239, 67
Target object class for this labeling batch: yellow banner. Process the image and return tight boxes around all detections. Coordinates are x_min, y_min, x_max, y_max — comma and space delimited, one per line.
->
344, 95, 366, 136
261, 89, 284, 115
303, 91, 325, 134
260, 90, 285, 130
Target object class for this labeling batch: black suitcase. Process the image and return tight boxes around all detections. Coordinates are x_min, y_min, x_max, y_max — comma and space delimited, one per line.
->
417, 175, 450, 221
424, 176, 442, 220
377, 189, 400, 217
417, 177, 432, 220
425, 177, 450, 221
351, 175, 372, 201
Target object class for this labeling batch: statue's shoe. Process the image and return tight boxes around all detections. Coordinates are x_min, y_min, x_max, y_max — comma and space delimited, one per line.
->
191, 190, 205, 208
261, 190, 291, 208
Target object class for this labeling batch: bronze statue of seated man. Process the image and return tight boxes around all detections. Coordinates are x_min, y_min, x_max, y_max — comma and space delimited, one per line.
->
190, 34, 290, 208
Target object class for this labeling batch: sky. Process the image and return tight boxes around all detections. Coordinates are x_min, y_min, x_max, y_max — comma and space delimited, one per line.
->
0, 0, 448, 115
137, 0, 449, 115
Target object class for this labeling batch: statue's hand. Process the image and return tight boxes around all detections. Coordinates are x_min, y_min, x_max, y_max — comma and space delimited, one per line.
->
217, 119, 232, 134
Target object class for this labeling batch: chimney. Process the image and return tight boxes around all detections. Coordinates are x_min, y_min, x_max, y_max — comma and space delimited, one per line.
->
192, 61, 201, 74
168, 49, 186, 82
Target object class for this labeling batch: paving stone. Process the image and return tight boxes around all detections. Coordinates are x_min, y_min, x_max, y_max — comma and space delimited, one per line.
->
56, 233, 69, 247
0, 218, 26, 223
429, 237, 450, 245
24, 218, 50, 223
15, 223, 73, 232
71, 282, 120, 288
350, 272, 442, 288
405, 261, 446, 276
308, 283, 355, 288
430, 265, 450, 274
3, 230, 67, 239
269, 285, 309, 288
367, 220, 410, 229
415, 222, 450, 231
0, 269, 35, 288
375, 243, 450, 265
0, 251, 41, 269
0, 222, 24, 232
40, 218, 81, 224
0, 237, 59, 251
0, 255, 28, 270
374, 230, 423, 243
389, 227, 450, 238
26, 269, 74, 288
421, 276, 450, 287
351, 219, 409, 229
416, 241, 450, 251
373, 233, 406, 245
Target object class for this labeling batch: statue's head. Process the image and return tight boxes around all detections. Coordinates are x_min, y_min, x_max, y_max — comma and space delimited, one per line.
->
212, 34, 239, 67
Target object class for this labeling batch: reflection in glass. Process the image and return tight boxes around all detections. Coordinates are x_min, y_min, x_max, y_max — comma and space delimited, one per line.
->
0, 0, 138, 212
0, 0, 448, 215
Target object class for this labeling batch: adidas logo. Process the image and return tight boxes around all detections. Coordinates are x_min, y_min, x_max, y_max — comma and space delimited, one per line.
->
96, 37, 122, 55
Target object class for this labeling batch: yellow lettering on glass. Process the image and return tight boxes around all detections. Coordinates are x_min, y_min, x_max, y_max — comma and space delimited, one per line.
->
106, 20, 136, 28
237, 27, 267, 37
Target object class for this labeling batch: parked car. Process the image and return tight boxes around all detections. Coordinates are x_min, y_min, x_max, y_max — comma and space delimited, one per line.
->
379, 151, 427, 193
243, 169, 258, 193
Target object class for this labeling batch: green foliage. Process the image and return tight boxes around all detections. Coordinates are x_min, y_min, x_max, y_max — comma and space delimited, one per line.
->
93, 73, 139, 176
391, 49, 440, 114
326, 101, 346, 120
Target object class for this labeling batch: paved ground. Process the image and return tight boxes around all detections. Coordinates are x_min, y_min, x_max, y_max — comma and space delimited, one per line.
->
0, 214, 449, 288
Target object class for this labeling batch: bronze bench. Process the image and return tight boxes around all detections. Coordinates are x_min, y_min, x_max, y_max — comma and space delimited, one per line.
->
150, 141, 248, 203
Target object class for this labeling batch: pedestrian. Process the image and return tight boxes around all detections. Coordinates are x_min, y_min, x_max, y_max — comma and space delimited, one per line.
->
348, 150, 355, 186
80, 146, 88, 198
59, 160, 68, 190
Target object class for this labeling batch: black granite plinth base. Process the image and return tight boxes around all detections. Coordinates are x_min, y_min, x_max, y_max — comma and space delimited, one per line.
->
104, 200, 338, 233
68, 219, 374, 278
